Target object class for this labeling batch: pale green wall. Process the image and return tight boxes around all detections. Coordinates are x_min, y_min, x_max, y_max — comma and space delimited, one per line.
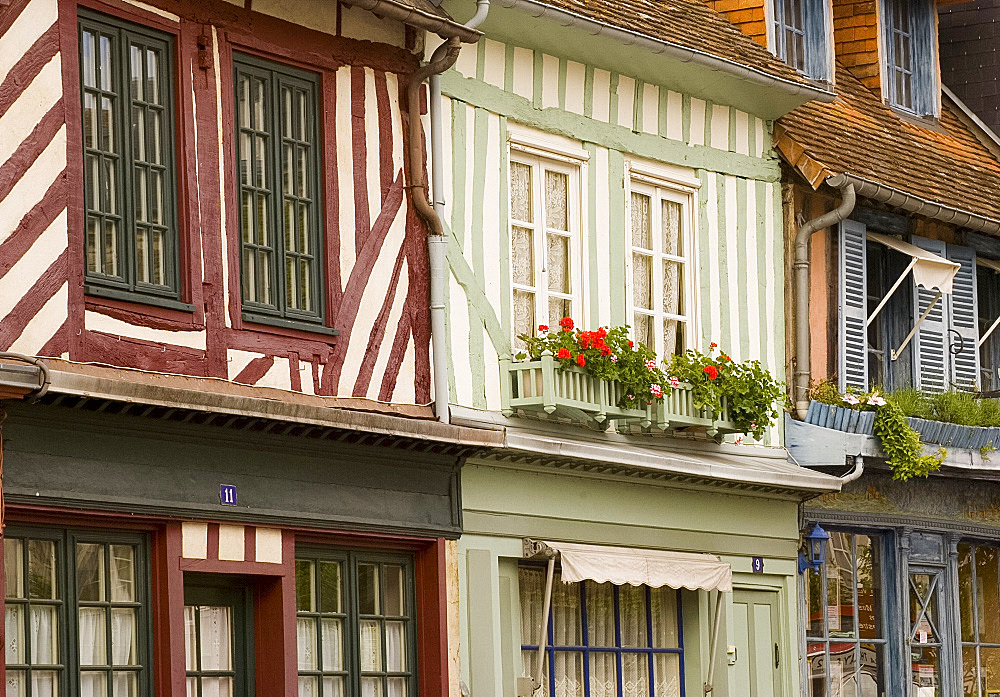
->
458, 461, 803, 697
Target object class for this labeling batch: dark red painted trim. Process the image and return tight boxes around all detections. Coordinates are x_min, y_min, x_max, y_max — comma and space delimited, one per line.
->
354, 245, 405, 396
81, 330, 208, 374
287, 352, 301, 392
322, 69, 342, 324
233, 355, 274, 384
244, 523, 256, 562
206, 521, 220, 560
85, 298, 205, 330
378, 306, 412, 402
224, 329, 332, 362
351, 65, 370, 253
37, 320, 70, 357
374, 69, 394, 202
178, 557, 287, 575
0, 23, 60, 117
0, 106, 64, 202
414, 538, 449, 697
154, 523, 187, 697
0, 175, 67, 277
0, 250, 68, 351
279, 531, 297, 696
0, 0, 32, 35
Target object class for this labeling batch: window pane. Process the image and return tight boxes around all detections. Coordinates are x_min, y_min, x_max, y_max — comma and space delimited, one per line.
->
510, 162, 532, 223
320, 561, 341, 614
959, 544, 975, 643
30, 606, 58, 664
979, 647, 1000, 697
661, 199, 681, 256
358, 564, 379, 615
322, 677, 345, 697
80, 671, 106, 697
634, 314, 653, 351
296, 560, 314, 612
856, 534, 882, 640
910, 646, 939, 695
546, 233, 570, 294
663, 319, 682, 358
552, 652, 584, 697
387, 677, 406, 697
977, 546, 1000, 643
551, 578, 581, 646
663, 260, 682, 317
321, 618, 343, 671
860, 643, 886, 697
544, 171, 568, 232
547, 297, 571, 330
588, 654, 616, 697
631, 193, 651, 249
585, 582, 615, 647
621, 654, 648, 697
804, 566, 823, 637
963, 645, 980, 697
82, 30, 97, 88
653, 653, 680, 697
184, 606, 197, 670
633, 253, 652, 311
5, 539, 23, 599
910, 574, 939, 643
78, 607, 107, 666
386, 621, 405, 672
6, 669, 25, 697
298, 676, 318, 697
201, 677, 233, 697
650, 587, 679, 648
828, 646, 852, 697
361, 677, 382, 697
5, 606, 23, 664
28, 541, 57, 600
826, 532, 855, 638
519, 567, 546, 647
110, 545, 135, 602
296, 618, 317, 670
111, 608, 137, 665
360, 620, 381, 671
806, 646, 826, 697
619, 585, 647, 648
512, 290, 535, 345
77, 543, 106, 602
198, 606, 233, 671
383, 565, 404, 617
512, 227, 534, 285
31, 671, 59, 697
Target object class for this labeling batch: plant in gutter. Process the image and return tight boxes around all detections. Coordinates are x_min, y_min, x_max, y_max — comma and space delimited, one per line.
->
665, 344, 787, 440
515, 318, 668, 410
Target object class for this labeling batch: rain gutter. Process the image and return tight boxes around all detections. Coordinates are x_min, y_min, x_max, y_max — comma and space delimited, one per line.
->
339, 0, 483, 42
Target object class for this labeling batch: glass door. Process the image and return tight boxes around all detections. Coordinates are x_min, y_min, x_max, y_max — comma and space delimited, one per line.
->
908, 568, 945, 697
184, 582, 253, 697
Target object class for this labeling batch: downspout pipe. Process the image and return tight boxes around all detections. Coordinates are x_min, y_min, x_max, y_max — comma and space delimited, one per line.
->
793, 175, 856, 419
409, 2, 488, 424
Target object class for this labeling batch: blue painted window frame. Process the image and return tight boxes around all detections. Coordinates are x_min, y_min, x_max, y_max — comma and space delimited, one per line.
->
881, 0, 938, 116
771, 0, 832, 82
519, 565, 686, 697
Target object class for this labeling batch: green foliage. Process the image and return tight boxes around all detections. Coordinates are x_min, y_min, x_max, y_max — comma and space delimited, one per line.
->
515, 319, 667, 410
887, 388, 933, 420
808, 379, 844, 407
873, 401, 944, 481
666, 345, 788, 440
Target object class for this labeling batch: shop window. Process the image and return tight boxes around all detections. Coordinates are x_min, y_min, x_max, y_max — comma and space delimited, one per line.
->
518, 566, 683, 697
78, 11, 182, 308
295, 552, 414, 697
881, 0, 938, 116
234, 54, 327, 332
627, 181, 691, 360
802, 531, 887, 697
770, 0, 832, 82
958, 543, 1000, 696
508, 153, 581, 348
4, 529, 150, 697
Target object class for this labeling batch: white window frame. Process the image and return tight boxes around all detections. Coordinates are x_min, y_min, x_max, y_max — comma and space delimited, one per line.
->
624, 165, 698, 361
507, 135, 585, 345
765, 0, 834, 82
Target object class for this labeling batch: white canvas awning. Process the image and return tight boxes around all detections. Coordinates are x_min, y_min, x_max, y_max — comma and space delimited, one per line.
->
523, 539, 733, 593
867, 232, 959, 293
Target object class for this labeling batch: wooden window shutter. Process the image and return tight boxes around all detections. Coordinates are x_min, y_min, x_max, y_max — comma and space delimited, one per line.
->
839, 219, 869, 391
911, 236, 949, 392
947, 243, 980, 390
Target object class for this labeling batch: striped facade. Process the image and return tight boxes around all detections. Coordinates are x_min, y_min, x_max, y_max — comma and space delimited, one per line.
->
0, 0, 430, 405
437, 37, 786, 443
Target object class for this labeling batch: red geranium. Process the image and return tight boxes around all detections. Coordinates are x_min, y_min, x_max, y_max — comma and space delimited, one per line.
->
558, 316, 574, 331
538, 324, 549, 332
703, 365, 719, 380
557, 348, 571, 360
710, 342, 718, 349
600, 345, 612, 356
576, 354, 586, 367
627, 340, 634, 348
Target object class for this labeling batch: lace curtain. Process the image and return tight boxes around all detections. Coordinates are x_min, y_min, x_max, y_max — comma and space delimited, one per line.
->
519, 569, 681, 697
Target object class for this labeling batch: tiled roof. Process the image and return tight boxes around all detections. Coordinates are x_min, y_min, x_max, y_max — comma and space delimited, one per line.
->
530, 0, 816, 87
775, 62, 1000, 224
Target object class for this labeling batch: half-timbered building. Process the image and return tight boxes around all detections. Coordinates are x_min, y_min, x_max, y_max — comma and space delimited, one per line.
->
0, 0, 497, 695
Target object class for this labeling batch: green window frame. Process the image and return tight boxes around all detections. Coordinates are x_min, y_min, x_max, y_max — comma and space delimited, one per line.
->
233, 54, 330, 333
295, 550, 416, 697
78, 11, 185, 309
4, 527, 152, 697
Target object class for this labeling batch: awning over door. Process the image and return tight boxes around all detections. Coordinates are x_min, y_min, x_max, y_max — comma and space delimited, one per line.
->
867, 232, 959, 293
523, 539, 733, 592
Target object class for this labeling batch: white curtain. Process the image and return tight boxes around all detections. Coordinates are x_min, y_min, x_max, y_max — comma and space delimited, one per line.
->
6, 606, 22, 664
297, 618, 316, 671
587, 583, 616, 697
385, 621, 405, 673
359, 620, 381, 672
78, 607, 105, 697
29, 607, 57, 697
198, 606, 232, 671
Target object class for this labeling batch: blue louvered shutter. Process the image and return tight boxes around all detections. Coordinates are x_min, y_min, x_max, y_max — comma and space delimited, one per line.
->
839, 220, 869, 391
947, 244, 980, 390
911, 236, 949, 392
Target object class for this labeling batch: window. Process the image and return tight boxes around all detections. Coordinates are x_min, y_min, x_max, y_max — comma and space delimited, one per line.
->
509, 155, 580, 346
863, 239, 914, 390
295, 552, 414, 697
627, 182, 690, 359
802, 531, 887, 697
234, 55, 325, 330
79, 13, 181, 305
5, 529, 149, 697
518, 566, 683, 697
958, 543, 1000, 696
978, 267, 1000, 391
770, 0, 831, 82
881, 0, 938, 116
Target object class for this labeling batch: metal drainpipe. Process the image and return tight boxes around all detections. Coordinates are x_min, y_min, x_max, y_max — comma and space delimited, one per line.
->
793, 175, 856, 419
419, 1, 489, 424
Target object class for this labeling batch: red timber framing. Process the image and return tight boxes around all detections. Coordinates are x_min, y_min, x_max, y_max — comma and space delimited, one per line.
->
0, 504, 453, 697
0, 0, 432, 403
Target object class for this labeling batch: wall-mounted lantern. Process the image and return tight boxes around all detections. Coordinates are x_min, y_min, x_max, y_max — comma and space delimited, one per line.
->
798, 524, 830, 574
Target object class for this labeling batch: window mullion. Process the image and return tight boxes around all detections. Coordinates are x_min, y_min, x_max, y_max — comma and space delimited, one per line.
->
269, 71, 285, 318
116, 27, 135, 292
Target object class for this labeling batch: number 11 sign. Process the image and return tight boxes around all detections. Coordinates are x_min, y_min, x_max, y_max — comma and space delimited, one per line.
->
220, 484, 237, 506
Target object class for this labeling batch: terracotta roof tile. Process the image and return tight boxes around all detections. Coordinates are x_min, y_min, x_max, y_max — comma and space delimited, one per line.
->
776, 62, 1000, 223
532, 0, 813, 86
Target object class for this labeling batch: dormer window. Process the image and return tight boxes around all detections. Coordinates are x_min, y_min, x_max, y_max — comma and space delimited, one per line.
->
882, 0, 938, 116
770, 0, 832, 82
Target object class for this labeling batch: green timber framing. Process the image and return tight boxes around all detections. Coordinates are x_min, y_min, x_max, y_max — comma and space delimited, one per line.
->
426, 1, 842, 695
